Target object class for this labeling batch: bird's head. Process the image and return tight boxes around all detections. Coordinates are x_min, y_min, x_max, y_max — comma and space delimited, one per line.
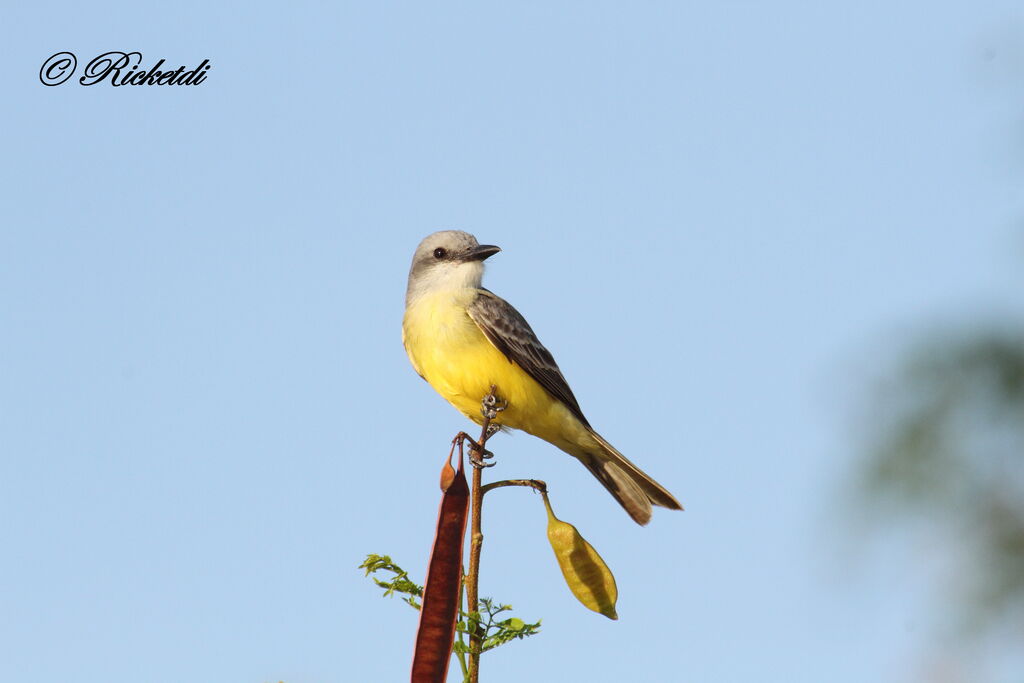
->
406, 230, 501, 305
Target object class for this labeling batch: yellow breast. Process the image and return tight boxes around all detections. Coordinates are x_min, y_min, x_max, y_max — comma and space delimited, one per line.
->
402, 289, 574, 442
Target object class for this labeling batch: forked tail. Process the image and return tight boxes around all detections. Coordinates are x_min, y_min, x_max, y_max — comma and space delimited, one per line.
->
578, 431, 683, 526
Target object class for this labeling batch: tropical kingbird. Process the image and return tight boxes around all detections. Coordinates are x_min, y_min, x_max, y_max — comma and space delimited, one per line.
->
402, 230, 682, 525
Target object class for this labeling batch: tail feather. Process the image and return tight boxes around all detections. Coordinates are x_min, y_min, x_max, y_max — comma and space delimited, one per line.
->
578, 431, 683, 526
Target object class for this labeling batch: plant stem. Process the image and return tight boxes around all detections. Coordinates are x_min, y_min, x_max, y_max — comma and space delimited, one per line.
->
466, 456, 484, 682
465, 406, 494, 683
464, 477, 545, 683
480, 479, 547, 497
456, 566, 469, 681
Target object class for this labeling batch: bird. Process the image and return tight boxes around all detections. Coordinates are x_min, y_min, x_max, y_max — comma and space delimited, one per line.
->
402, 230, 682, 525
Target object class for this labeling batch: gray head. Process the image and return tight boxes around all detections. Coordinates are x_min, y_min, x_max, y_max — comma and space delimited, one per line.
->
406, 230, 501, 305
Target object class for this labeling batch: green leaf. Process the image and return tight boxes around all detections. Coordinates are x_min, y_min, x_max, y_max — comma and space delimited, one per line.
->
359, 554, 423, 610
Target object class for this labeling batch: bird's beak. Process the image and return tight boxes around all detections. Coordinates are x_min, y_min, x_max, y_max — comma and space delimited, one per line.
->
467, 244, 501, 261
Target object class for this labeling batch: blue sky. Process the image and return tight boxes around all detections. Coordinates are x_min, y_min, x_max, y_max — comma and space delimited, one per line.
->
3, 2, 1022, 682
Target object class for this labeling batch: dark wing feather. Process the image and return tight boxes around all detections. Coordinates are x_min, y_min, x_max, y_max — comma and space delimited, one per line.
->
467, 289, 590, 428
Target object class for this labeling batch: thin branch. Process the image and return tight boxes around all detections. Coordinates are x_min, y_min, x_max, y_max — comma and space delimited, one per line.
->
480, 479, 548, 496
464, 386, 501, 683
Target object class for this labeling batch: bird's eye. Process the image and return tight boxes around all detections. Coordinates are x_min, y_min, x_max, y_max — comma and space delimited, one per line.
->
433, 247, 447, 259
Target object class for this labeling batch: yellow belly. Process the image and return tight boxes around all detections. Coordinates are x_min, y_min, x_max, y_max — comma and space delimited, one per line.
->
402, 289, 589, 452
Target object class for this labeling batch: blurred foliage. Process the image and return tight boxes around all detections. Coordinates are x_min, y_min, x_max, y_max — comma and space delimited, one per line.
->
858, 327, 1024, 632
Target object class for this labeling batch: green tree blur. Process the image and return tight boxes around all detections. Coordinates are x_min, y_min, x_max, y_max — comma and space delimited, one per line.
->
856, 324, 1024, 647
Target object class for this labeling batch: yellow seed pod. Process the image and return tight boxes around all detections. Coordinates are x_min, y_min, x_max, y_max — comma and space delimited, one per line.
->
542, 492, 618, 620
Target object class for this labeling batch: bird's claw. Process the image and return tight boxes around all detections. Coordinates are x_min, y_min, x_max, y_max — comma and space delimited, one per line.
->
469, 445, 496, 468
455, 432, 496, 468
481, 388, 508, 421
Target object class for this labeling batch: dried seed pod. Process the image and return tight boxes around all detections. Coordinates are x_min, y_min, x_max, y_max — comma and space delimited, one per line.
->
542, 491, 618, 620
412, 447, 470, 681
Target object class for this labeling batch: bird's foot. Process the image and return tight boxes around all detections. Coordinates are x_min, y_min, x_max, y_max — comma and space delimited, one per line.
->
480, 386, 508, 421
469, 445, 496, 468
455, 431, 496, 468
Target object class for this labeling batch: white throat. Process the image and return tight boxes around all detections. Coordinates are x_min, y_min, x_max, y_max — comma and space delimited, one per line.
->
406, 260, 485, 306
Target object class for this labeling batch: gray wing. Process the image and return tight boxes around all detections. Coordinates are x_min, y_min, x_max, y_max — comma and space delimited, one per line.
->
467, 289, 591, 428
